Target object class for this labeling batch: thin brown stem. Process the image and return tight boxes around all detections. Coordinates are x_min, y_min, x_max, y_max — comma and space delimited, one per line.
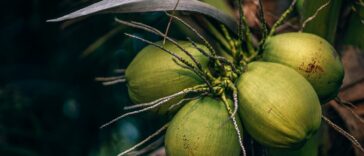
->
163, 0, 180, 45
340, 77, 364, 92
165, 12, 217, 56
100, 87, 206, 129
115, 19, 204, 72
335, 97, 364, 124
187, 37, 239, 74
124, 33, 197, 73
172, 58, 214, 91
322, 115, 364, 152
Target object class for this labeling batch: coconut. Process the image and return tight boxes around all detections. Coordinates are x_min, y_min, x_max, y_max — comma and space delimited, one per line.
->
262, 32, 344, 103
236, 62, 321, 148
268, 129, 321, 156
165, 97, 242, 156
125, 41, 209, 116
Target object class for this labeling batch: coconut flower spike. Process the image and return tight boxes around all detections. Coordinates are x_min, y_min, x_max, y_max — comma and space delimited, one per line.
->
334, 97, 364, 124
268, 0, 297, 36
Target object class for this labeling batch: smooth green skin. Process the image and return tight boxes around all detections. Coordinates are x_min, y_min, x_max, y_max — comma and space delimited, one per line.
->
262, 32, 344, 103
268, 128, 320, 156
165, 97, 241, 156
236, 62, 322, 148
126, 41, 209, 115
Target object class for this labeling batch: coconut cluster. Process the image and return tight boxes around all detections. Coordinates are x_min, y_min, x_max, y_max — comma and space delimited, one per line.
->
124, 32, 343, 155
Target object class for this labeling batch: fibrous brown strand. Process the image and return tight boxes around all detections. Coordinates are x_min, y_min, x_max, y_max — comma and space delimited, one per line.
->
165, 12, 217, 56
115, 19, 204, 72
100, 87, 206, 128
117, 124, 169, 156
322, 115, 364, 152
95, 76, 126, 86
163, 0, 180, 45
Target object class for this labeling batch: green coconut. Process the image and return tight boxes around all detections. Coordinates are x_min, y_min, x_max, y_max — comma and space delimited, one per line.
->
262, 32, 344, 102
165, 97, 242, 156
125, 41, 209, 116
236, 62, 322, 148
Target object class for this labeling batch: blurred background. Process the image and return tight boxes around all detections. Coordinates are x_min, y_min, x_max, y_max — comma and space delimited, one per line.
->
1, 0, 364, 156
0, 0, 171, 155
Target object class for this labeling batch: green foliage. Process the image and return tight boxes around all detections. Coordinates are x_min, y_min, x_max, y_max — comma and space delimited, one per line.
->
302, 0, 343, 43
344, 3, 364, 50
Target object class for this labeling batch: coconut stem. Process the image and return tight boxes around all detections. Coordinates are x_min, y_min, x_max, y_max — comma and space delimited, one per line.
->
268, 0, 297, 36
124, 85, 206, 110
334, 97, 364, 124
116, 19, 204, 72
162, 0, 179, 45
100, 87, 208, 129
95, 76, 125, 81
124, 33, 199, 74
221, 91, 246, 156
95, 76, 126, 86
335, 97, 357, 108
117, 124, 169, 156
187, 37, 240, 75
131, 20, 204, 71
164, 12, 217, 56
168, 94, 206, 111
220, 25, 242, 63
322, 115, 364, 152
172, 58, 214, 91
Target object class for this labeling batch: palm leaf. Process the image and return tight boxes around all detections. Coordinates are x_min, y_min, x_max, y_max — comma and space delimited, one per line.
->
47, 0, 237, 33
